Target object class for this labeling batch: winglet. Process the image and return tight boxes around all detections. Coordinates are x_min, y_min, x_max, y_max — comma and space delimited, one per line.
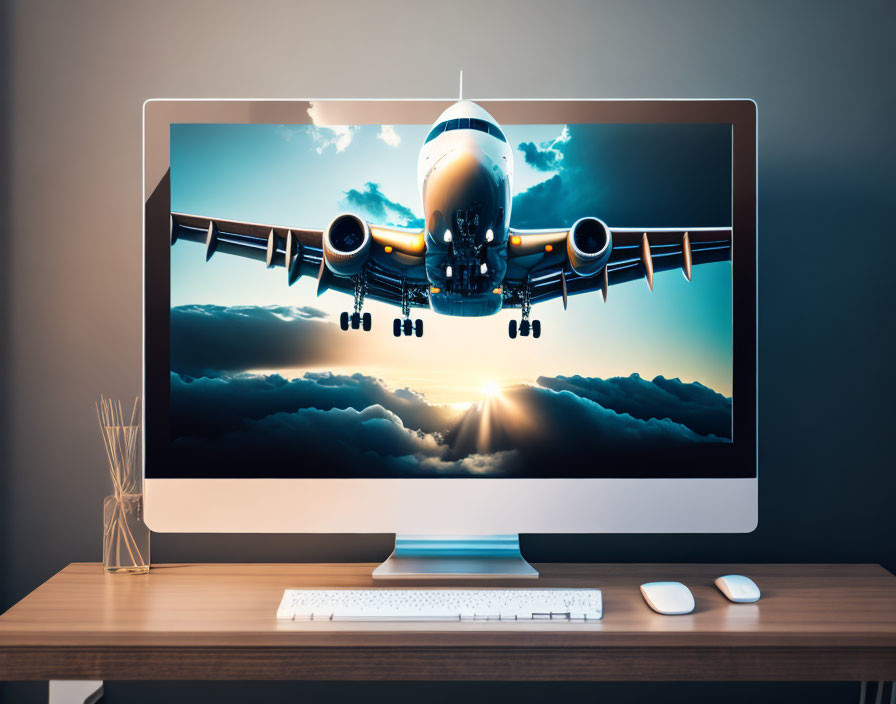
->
459, 69, 463, 100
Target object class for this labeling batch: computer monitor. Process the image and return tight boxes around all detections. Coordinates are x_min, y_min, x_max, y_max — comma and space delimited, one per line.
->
143, 98, 757, 578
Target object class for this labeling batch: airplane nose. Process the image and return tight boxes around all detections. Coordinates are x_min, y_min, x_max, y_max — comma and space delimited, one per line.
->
423, 147, 505, 242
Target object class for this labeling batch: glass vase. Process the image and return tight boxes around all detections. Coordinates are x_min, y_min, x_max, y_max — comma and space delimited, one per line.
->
103, 492, 150, 574
98, 417, 150, 574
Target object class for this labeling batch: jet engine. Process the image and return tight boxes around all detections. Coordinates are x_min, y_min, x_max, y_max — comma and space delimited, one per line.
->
323, 213, 371, 276
566, 217, 612, 276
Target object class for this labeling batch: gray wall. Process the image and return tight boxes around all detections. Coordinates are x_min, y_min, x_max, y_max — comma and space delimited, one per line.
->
2, 0, 894, 700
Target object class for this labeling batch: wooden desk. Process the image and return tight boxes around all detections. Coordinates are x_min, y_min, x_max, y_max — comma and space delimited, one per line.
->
1, 563, 895, 682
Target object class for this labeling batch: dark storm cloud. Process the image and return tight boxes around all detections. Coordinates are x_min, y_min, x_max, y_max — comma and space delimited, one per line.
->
170, 305, 351, 377
537, 374, 731, 439
178, 404, 440, 467
446, 384, 721, 461
169, 374, 502, 477
341, 181, 424, 228
168, 371, 730, 478
518, 141, 562, 172
511, 124, 732, 229
170, 371, 462, 438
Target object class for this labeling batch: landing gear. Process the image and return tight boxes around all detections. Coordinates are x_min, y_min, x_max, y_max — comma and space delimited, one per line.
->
393, 317, 423, 337
393, 282, 424, 337
511, 317, 542, 338
340, 274, 372, 332
348, 312, 369, 330
507, 279, 542, 339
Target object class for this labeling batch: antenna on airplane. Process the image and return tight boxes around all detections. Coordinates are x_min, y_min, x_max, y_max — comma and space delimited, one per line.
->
459, 69, 463, 100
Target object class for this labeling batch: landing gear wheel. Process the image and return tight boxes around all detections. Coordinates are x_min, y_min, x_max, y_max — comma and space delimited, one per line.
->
508, 320, 517, 339
362, 312, 372, 331
393, 318, 401, 337
520, 320, 531, 337
414, 319, 423, 337
532, 320, 541, 338
339, 312, 349, 331
403, 319, 413, 336
350, 312, 361, 330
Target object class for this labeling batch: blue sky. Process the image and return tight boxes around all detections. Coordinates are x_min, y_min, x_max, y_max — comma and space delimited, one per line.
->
170, 118, 733, 401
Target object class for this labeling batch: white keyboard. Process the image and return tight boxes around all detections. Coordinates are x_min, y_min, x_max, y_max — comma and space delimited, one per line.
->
277, 588, 602, 621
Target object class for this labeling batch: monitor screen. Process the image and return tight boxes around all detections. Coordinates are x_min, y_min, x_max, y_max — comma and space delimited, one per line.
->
147, 100, 755, 482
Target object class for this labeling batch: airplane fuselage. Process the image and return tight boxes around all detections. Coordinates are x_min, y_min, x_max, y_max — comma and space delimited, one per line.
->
416, 101, 514, 316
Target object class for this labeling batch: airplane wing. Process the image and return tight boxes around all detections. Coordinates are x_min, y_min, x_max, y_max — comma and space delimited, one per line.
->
504, 226, 731, 308
170, 212, 430, 309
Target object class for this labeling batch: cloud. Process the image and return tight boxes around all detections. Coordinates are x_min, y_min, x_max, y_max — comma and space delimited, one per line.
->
303, 103, 358, 153
170, 305, 354, 377
170, 370, 462, 439
277, 118, 356, 152
511, 123, 732, 229
275, 125, 303, 142
550, 125, 571, 146
307, 124, 358, 153
377, 125, 401, 148
445, 382, 723, 464
517, 126, 569, 172
170, 404, 441, 478
168, 374, 494, 478
536, 374, 731, 439
509, 173, 565, 226
167, 369, 730, 479
341, 182, 424, 228
518, 141, 563, 172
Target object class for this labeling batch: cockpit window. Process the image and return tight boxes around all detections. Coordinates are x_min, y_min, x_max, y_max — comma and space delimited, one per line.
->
424, 117, 507, 144
487, 123, 507, 142
469, 118, 489, 133
424, 122, 445, 144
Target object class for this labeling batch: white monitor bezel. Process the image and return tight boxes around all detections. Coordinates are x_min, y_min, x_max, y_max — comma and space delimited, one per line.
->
143, 98, 757, 534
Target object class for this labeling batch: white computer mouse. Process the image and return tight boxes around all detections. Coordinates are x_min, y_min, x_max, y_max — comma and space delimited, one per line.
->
714, 574, 760, 603
640, 581, 695, 615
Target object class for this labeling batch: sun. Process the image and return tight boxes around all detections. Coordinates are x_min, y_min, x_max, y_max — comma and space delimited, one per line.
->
481, 381, 501, 398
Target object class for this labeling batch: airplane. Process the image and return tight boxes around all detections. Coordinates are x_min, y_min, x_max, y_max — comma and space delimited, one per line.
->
170, 89, 731, 340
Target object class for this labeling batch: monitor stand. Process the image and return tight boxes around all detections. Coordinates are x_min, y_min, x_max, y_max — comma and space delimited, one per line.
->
372, 534, 538, 580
